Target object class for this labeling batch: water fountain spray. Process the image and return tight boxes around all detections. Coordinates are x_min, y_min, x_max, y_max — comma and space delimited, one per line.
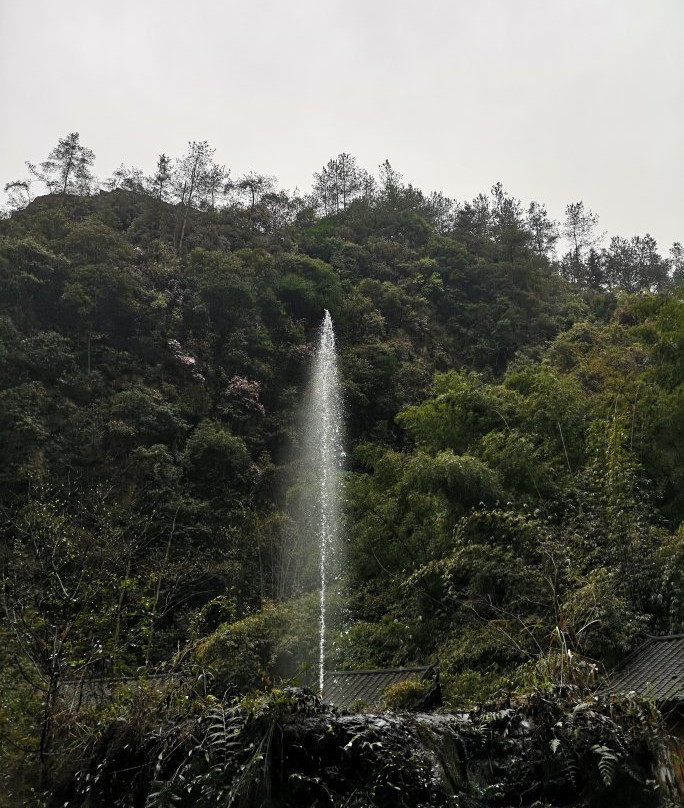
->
308, 310, 344, 694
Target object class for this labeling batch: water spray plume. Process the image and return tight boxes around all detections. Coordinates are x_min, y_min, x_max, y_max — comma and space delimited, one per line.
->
307, 310, 344, 694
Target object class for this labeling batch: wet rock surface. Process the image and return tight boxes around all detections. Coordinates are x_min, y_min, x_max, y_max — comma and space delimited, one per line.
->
55, 686, 678, 807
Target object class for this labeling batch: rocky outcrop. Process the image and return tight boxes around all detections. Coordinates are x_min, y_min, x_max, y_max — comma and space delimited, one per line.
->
52, 686, 679, 807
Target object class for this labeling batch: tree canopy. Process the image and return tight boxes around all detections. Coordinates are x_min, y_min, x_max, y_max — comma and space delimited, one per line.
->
0, 134, 682, 801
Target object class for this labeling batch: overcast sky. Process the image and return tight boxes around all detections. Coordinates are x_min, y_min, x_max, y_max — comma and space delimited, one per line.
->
1, 0, 682, 252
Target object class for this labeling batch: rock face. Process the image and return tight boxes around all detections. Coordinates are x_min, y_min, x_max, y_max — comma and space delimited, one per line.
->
55, 687, 678, 807
269, 705, 673, 808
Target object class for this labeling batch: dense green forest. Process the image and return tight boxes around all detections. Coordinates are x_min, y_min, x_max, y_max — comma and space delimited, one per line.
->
1, 134, 682, 802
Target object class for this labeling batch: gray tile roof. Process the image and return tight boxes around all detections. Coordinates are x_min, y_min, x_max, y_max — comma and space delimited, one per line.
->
323, 666, 433, 710
609, 635, 684, 703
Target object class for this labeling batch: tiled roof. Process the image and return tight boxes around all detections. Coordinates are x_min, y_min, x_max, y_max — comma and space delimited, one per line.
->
323, 666, 433, 710
609, 635, 684, 703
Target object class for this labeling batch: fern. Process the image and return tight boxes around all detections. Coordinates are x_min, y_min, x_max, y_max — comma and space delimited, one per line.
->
206, 703, 243, 768
562, 755, 579, 788
591, 744, 619, 787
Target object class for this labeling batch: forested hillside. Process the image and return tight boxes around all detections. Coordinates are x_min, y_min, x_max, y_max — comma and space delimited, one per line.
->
1, 135, 682, 800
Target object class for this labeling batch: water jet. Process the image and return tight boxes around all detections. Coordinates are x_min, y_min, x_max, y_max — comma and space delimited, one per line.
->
304, 310, 344, 694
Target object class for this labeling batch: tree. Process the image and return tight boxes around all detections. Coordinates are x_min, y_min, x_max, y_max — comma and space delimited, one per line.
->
425, 192, 454, 234
104, 163, 145, 192
0, 237, 65, 326
27, 132, 96, 195
202, 162, 228, 210
671, 242, 684, 286
147, 153, 173, 202
452, 193, 492, 252
561, 202, 603, 285
173, 141, 217, 253
180, 419, 251, 500
0, 490, 148, 771
583, 247, 605, 290
377, 159, 403, 199
259, 189, 305, 233
602, 234, 669, 293
527, 201, 559, 258
3, 179, 33, 211
232, 171, 276, 211
313, 153, 368, 215
489, 182, 530, 261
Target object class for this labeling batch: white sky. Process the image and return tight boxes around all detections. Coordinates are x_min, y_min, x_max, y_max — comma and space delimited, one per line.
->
1, 0, 682, 251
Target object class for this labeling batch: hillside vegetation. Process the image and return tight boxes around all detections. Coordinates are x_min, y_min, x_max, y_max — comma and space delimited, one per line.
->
1, 134, 682, 800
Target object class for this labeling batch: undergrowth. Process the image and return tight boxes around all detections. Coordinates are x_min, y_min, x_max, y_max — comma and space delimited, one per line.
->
11, 678, 678, 808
